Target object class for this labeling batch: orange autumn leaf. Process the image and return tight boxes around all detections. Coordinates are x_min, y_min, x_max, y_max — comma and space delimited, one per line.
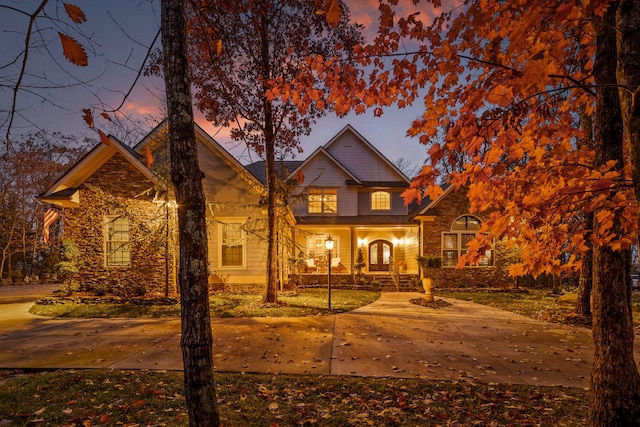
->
98, 129, 110, 146
554, 1, 575, 23
325, 0, 341, 28
145, 145, 154, 169
58, 32, 88, 66
63, 3, 87, 24
101, 112, 112, 121
82, 108, 93, 129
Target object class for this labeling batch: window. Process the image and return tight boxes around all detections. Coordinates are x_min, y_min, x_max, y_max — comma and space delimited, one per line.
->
306, 236, 339, 259
308, 189, 337, 214
221, 222, 244, 267
105, 216, 130, 266
371, 191, 391, 211
442, 215, 493, 267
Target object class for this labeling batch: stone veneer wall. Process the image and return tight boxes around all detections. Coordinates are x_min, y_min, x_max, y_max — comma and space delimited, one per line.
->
63, 154, 177, 296
421, 187, 512, 288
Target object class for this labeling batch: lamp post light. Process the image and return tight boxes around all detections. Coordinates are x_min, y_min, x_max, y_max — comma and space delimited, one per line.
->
325, 235, 334, 309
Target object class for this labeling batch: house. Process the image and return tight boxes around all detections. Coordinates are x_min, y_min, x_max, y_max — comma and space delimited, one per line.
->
279, 125, 421, 284
40, 122, 510, 295
39, 122, 276, 296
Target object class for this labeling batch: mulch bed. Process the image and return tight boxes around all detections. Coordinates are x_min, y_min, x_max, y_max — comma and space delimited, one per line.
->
409, 297, 452, 309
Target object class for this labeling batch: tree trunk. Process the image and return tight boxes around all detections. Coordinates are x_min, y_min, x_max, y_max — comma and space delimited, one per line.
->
576, 212, 593, 316
589, 3, 640, 424
260, 14, 278, 304
161, 1, 220, 426
617, 0, 640, 206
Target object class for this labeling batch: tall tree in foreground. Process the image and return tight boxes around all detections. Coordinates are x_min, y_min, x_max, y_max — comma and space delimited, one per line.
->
589, 2, 640, 423
181, 0, 362, 303
161, 0, 220, 425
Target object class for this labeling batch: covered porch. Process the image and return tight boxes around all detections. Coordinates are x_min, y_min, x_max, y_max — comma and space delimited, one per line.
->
291, 224, 420, 277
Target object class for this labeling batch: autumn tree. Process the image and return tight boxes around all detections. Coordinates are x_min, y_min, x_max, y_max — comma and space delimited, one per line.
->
299, 0, 639, 424
179, 0, 363, 303
386, 1, 638, 425
0, 133, 86, 279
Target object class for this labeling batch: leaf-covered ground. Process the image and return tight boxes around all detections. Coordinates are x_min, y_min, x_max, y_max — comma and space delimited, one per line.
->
0, 369, 587, 426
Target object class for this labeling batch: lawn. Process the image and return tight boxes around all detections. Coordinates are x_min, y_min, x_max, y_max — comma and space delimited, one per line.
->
29, 288, 380, 319
0, 369, 587, 426
435, 288, 640, 328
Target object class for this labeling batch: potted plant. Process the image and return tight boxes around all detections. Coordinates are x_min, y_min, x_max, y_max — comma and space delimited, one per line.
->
416, 255, 442, 302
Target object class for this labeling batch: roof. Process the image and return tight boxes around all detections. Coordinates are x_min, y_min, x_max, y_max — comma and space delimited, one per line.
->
245, 160, 304, 185
409, 183, 454, 219
346, 180, 410, 188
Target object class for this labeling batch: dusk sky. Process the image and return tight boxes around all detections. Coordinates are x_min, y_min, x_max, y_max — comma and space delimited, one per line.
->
0, 0, 441, 171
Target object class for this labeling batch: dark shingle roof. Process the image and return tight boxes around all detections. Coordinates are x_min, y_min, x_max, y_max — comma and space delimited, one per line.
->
244, 161, 304, 185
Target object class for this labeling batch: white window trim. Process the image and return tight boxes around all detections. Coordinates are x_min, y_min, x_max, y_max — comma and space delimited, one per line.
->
217, 219, 247, 269
104, 215, 131, 267
306, 234, 340, 259
371, 191, 391, 211
308, 188, 338, 214
441, 215, 494, 268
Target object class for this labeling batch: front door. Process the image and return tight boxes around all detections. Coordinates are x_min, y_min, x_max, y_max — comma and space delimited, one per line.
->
368, 240, 392, 271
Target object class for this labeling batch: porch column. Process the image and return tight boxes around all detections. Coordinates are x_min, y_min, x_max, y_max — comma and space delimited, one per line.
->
350, 226, 355, 274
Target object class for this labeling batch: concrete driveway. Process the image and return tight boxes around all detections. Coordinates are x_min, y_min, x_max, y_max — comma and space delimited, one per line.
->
1, 284, 637, 389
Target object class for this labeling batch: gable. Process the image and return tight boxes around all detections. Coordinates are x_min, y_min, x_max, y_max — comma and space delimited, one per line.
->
84, 153, 156, 198
324, 126, 409, 183
297, 150, 356, 186
198, 142, 263, 207
135, 121, 265, 201
413, 185, 477, 223
40, 135, 158, 208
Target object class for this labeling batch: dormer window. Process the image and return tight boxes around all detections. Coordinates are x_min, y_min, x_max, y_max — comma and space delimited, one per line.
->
371, 191, 391, 211
308, 189, 337, 214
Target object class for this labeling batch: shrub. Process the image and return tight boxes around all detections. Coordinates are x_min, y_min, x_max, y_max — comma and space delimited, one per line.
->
56, 239, 82, 296
93, 283, 110, 296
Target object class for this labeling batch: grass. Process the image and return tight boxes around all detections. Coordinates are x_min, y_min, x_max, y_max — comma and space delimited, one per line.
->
435, 288, 640, 328
0, 369, 588, 426
29, 288, 381, 319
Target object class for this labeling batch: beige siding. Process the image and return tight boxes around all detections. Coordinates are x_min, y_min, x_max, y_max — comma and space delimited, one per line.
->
200, 144, 268, 284
326, 130, 400, 181
294, 154, 358, 216
207, 220, 267, 284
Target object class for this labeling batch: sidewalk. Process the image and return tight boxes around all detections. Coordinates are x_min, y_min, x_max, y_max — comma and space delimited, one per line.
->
1, 285, 632, 389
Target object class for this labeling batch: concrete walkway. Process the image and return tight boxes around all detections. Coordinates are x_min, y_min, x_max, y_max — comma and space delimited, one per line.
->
1, 284, 637, 389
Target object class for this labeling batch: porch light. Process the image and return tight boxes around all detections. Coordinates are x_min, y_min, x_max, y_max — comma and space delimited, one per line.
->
325, 235, 334, 251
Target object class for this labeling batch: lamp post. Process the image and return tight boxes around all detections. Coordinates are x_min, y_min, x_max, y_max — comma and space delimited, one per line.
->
325, 235, 334, 309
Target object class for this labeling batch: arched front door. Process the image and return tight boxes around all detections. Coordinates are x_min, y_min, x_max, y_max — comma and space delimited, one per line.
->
368, 240, 393, 271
